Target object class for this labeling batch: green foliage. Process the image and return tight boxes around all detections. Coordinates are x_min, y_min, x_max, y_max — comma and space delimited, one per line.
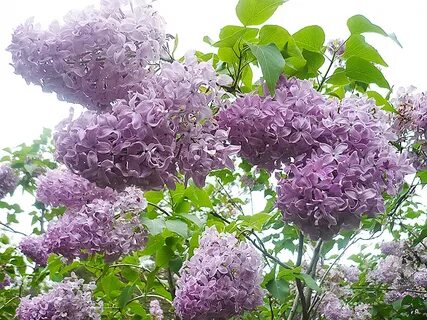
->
236, 0, 285, 26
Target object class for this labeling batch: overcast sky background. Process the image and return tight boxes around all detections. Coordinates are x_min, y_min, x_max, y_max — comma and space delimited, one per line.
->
0, 1, 425, 243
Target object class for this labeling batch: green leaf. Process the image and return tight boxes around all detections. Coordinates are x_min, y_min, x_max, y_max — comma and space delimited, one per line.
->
184, 185, 213, 208
343, 34, 388, 66
266, 278, 289, 302
293, 25, 325, 53
214, 25, 258, 48
142, 234, 164, 256
259, 25, 291, 49
347, 15, 402, 47
155, 245, 174, 267
417, 170, 427, 184
101, 273, 124, 298
165, 219, 189, 238
248, 43, 285, 95
345, 57, 390, 89
296, 273, 321, 292
141, 217, 165, 235
238, 212, 271, 231
236, 0, 285, 26
366, 91, 396, 113
118, 285, 135, 310
326, 67, 349, 85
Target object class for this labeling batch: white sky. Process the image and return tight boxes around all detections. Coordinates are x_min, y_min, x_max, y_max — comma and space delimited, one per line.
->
0, 0, 426, 148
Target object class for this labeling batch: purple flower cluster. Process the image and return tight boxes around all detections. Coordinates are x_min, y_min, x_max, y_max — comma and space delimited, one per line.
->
173, 227, 264, 320
391, 87, 427, 170
220, 77, 413, 239
218, 77, 326, 170
16, 276, 102, 320
0, 164, 18, 199
54, 54, 239, 190
149, 299, 164, 320
8, 0, 165, 111
20, 187, 147, 263
0, 274, 11, 289
319, 293, 352, 320
369, 240, 427, 302
36, 168, 117, 208
19, 236, 49, 266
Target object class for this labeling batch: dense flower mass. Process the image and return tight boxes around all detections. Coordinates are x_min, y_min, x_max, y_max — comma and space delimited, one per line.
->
218, 77, 326, 170
36, 168, 117, 208
8, 0, 165, 111
44, 187, 147, 261
173, 227, 264, 320
54, 54, 239, 190
391, 87, 427, 170
369, 240, 427, 302
16, 276, 102, 320
19, 236, 49, 266
149, 299, 164, 320
0, 164, 18, 199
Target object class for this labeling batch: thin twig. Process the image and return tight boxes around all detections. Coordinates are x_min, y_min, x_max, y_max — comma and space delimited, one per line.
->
0, 221, 27, 236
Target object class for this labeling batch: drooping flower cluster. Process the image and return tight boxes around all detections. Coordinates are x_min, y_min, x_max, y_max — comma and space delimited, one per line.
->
391, 87, 427, 170
36, 168, 117, 208
173, 227, 264, 320
220, 77, 413, 239
54, 54, 239, 190
369, 240, 427, 302
19, 236, 49, 266
16, 276, 102, 320
149, 299, 164, 320
8, 0, 165, 111
0, 164, 18, 199
20, 187, 147, 263
0, 274, 11, 289
319, 293, 371, 320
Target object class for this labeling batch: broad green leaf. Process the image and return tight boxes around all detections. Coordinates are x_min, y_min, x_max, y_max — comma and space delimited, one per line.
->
101, 273, 124, 298
238, 212, 271, 231
326, 67, 349, 85
266, 278, 289, 302
302, 50, 325, 77
284, 56, 306, 76
236, 0, 285, 26
218, 47, 238, 63
248, 43, 285, 95
345, 57, 390, 89
214, 25, 258, 48
293, 25, 325, 53
343, 35, 387, 66
118, 285, 135, 310
142, 234, 164, 255
241, 65, 253, 89
366, 91, 396, 113
184, 185, 213, 208
296, 273, 321, 292
141, 217, 165, 235
155, 245, 174, 267
165, 219, 189, 238
347, 15, 402, 47
417, 170, 427, 184
259, 25, 291, 49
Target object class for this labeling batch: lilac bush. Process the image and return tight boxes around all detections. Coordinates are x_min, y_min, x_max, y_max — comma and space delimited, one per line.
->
173, 227, 264, 319
16, 276, 102, 320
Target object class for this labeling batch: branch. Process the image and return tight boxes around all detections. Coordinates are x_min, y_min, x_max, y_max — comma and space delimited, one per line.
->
147, 202, 172, 216
0, 221, 27, 237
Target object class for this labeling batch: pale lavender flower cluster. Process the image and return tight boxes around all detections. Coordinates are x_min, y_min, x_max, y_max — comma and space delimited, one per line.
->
19, 236, 49, 266
218, 77, 326, 170
20, 187, 147, 263
149, 299, 164, 320
173, 227, 264, 320
36, 168, 117, 208
0, 164, 18, 199
369, 240, 427, 302
391, 87, 427, 170
16, 276, 102, 320
54, 54, 239, 190
8, 0, 165, 111
320, 295, 371, 320
0, 274, 11, 289
220, 77, 412, 239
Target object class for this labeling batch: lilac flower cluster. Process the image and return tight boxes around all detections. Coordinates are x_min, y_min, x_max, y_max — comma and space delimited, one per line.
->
16, 275, 102, 320
20, 187, 147, 263
36, 168, 117, 208
173, 227, 264, 320
391, 87, 427, 170
0, 164, 18, 199
149, 299, 164, 320
8, 0, 165, 111
220, 77, 413, 239
19, 236, 49, 266
54, 54, 239, 190
0, 274, 11, 289
319, 293, 371, 320
369, 240, 427, 302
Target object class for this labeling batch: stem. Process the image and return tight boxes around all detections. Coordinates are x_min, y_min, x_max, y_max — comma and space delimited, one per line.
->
167, 268, 175, 299
147, 202, 172, 216
295, 232, 309, 320
0, 222, 27, 236
268, 295, 275, 320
